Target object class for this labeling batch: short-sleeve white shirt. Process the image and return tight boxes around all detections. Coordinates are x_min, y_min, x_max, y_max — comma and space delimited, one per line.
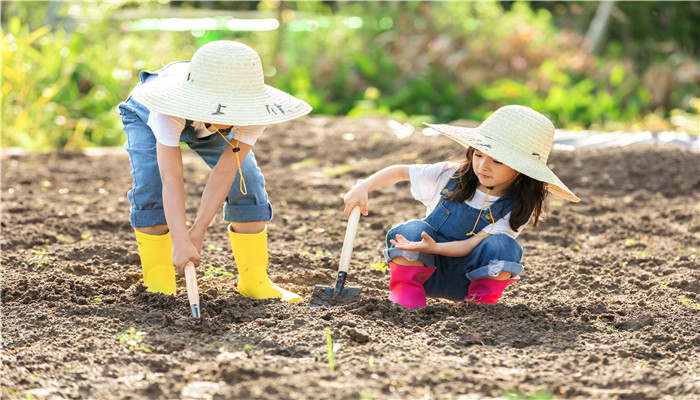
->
408, 162, 523, 238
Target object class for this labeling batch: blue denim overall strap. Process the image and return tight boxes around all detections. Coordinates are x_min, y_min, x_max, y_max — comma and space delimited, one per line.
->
384, 177, 523, 301
425, 178, 514, 242
178, 122, 272, 223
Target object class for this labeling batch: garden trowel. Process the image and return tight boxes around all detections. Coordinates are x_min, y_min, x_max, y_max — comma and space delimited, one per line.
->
310, 206, 363, 307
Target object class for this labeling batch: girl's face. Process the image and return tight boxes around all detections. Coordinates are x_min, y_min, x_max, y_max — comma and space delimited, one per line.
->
471, 150, 519, 195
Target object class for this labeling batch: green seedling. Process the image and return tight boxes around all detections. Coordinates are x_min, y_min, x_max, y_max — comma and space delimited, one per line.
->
1, 386, 34, 400
200, 266, 235, 280
325, 326, 335, 373
28, 250, 52, 265
290, 157, 318, 170
679, 295, 700, 310
323, 164, 356, 177
369, 262, 389, 273
316, 250, 331, 257
117, 327, 151, 353
503, 390, 554, 400
678, 248, 699, 257
632, 250, 650, 258
593, 317, 621, 334
242, 344, 253, 351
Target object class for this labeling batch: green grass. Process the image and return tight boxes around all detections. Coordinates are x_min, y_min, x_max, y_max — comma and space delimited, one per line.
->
325, 326, 335, 373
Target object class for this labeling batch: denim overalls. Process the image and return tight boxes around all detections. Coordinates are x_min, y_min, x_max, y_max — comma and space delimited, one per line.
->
384, 178, 524, 301
118, 62, 272, 228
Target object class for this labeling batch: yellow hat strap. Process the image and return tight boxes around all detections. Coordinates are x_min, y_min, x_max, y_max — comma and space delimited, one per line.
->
217, 127, 247, 195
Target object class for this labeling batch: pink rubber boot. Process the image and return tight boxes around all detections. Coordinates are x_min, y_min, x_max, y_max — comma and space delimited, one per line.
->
465, 278, 518, 304
388, 261, 436, 309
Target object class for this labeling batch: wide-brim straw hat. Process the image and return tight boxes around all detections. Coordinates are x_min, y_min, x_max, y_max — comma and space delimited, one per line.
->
131, 40, 311, 126
425, 105, 580, 202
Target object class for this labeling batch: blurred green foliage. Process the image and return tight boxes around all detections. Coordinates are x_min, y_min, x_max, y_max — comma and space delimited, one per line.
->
1, 1, 698, 150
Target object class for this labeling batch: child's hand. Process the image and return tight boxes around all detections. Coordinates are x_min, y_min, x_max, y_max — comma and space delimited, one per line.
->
343, 181, 370, 217
390, 232, 437, 252
172, 237, 200, 277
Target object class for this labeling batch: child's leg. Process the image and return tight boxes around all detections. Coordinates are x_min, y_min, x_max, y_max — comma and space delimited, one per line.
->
120, 97, 176, 294
384, 220, 438, 308
463, 234, 524, 304
189, 136, 300, 303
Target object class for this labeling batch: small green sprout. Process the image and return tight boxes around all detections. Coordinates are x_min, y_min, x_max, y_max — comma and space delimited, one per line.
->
679, 295, 700, 310
28, 250, 53, 265
117, 327, 151, 352
290, 157, 318, 170
323, 164, 356, 177
200, 266, 235, 280
316, 250, 331, 257
94, 298, 102, 302
678, 248, 699, 257
1, 386, 34, 400
369, 262, 389, 273
242, 344, 253, 351
326, 326, 335, 373
632, 250, 650, 258
593, 317, 620, 333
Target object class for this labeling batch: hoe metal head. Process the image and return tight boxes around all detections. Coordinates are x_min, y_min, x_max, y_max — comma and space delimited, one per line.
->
309, 271, 362, 307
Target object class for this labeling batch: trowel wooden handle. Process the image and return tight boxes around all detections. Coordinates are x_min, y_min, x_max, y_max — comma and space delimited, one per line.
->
184, 261, 200, 318
338, 206, 361, 273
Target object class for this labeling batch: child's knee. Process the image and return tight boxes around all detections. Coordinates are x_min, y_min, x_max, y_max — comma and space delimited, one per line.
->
479, 234, 523, 262
386, 220, 434, 244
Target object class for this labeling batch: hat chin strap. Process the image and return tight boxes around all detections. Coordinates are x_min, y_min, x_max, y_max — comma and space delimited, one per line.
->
217, 127, 248, 195
466, 172, 519, 237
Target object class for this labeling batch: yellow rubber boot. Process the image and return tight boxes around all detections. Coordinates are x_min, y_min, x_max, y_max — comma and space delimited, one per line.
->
134, 230, 177, 295
228, 225, 300, 303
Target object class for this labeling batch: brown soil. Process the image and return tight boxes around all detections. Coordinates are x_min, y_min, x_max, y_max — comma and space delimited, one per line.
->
2, 116, 699, 400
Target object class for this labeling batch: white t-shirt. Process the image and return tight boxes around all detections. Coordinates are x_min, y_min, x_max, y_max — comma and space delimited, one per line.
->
143, 62, 265, 147
408, 162, 523, 238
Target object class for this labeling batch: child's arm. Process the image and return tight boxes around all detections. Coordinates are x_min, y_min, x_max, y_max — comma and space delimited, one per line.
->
189, 142, 253, 255
157, 143, 201, 274
390, 232, 488, 258
343, 165, 410, 217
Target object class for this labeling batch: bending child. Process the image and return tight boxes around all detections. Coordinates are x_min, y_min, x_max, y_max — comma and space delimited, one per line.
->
343, 105, 579, 308
119, 41, 311, 302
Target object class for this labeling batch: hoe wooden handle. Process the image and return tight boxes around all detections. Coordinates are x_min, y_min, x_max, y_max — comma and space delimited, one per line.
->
184, 261, 200, 318
338, 206, 361, 274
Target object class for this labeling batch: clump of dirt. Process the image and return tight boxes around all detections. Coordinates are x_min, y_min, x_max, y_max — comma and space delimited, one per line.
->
2, 116, 699, 399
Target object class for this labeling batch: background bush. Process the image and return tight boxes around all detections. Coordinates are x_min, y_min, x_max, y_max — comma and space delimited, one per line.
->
2, 1, 698, 150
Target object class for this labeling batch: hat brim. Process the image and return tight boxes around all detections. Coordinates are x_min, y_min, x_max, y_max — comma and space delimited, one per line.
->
131, 69, 312, 126
424, 123, 580, 202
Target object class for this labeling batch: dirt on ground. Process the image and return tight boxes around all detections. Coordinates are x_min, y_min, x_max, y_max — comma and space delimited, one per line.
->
2, 116, 699, 400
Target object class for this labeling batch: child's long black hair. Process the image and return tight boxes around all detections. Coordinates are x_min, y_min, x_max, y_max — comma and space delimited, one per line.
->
446, 147, 547, 230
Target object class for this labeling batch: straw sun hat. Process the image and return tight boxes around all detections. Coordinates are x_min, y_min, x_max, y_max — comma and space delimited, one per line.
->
131, 40, 311, 126
425, 105, 580, 202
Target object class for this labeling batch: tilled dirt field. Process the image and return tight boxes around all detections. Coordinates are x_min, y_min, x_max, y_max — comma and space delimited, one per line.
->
2, 116, 699, 400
